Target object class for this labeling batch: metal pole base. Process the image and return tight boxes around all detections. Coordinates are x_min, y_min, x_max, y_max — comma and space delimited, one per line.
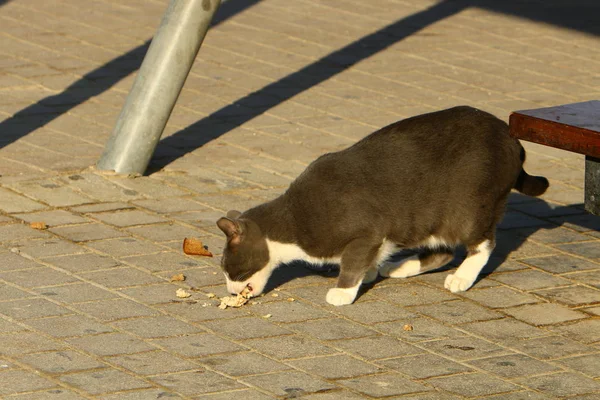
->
97, 0, 221, 175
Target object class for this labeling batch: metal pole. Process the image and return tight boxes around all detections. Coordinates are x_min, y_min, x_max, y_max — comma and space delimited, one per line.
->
97, 0, 221, 174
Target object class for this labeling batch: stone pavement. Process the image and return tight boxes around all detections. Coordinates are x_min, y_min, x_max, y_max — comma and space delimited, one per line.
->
1, 0, 600, 398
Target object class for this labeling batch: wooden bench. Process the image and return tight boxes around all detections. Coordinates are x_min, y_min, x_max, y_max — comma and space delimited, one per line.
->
509, 100, 600, 215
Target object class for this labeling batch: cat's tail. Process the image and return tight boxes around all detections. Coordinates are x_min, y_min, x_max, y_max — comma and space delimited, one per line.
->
514, 147, 549, 197
514, 169, 549, 197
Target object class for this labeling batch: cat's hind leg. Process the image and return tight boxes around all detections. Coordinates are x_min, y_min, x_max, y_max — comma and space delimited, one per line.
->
380, 249, 454, 278
445, 239, 493, 293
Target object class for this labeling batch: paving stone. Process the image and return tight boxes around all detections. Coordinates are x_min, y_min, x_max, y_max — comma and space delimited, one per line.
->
66, 333, 157, 356
15, 238, 86, 258
505, 336, 596, 360
99, 389, 183, 400
200, 351, 290, 377
92, 209, 167, 227
80, 267, 164, 288
60, 173, 145, 202
59, 368, 152, 395
556, 354, 600, 378
565, 269, 600, 289
290, 354, 381, 379
461, 286, 539, 308
105, 177, 188, 199
372, 283, 458, 306
7, 389, 88, 400
420, 336, 510, 361
112, 315, 202, 338
245, 298, 331, 322
245, 334, 337, 360
521, 226, 595, 244
338, 372, 431, 397
0, 223, 51, 243
13, 210, 88, 226
557, 241, 600, 259
122, 252, 204, 273
125, 222, 206, 243
462, 318, 547, 342
25, 314, 114, 337
50, 223, 127, 242
477, 391, 555, 400
377, 317, 465, 342
498, 210, 552, 229
240, 371, 336, 398
0, 187, 47, 213
108, 350, 200, 376
332, 299, 416, 323
516, 372, 600, 397
0, 369, 56, 395
549, 214, 600, 233
286, 317, 377, 341
119, 283, 187, 304
0, 297, 72, 320
491, 269, 571, 290
8, 179, 93, 207
502, 303, 588, 326
84, 237, 165, 258
70, 203, 134, 213
550, 319, 600, 344
203, 316, 291, 340
19, 350, 106, 374
521, 254, 600, 274
44, 252, 121, 272
409, 299, 503, 325
151, 370, 243, 396
152, 333, 243, 358
331, 335, 423, 360
380, 353, 472, 379
0, 316, 28, 333
1, 332, 67, 356
0, 250, 44, 271
0, 282, 32, 300
533, 285, 600, 306
467, 353, 561, 379
426, 373, 519, 397
294, 390, 367, 400
74, 298, 159, 321
36, 282, 117, 303
0, 266, 81, 288
133, 197, 208, 214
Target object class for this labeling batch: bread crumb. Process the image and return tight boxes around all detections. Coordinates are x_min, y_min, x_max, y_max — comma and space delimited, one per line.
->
287, 298, 295, 302
182, 237, 213, 257
403, 324, 414, 331
206, 293, 216, 298
30, 222, 48, 230
170, 273, 185, 282
262, 314, 272, 319
218, 286, 251, 309
271, 293, 279, 297
176, 288, 192, 298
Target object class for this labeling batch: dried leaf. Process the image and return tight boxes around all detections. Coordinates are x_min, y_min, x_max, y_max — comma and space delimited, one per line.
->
30, 222, 48, 230
182, 237, 213, 257
170, 274, 185, 282
176, 288, 192, 298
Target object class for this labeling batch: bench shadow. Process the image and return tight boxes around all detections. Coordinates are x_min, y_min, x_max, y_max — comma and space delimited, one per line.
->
259, 193, 598, 297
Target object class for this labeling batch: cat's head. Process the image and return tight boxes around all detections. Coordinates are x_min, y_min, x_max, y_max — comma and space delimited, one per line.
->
216, 210, 273, 297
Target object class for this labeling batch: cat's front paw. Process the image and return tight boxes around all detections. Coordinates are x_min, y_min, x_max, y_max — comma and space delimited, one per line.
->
326, 287, 357, 306
444, 273, 475, 293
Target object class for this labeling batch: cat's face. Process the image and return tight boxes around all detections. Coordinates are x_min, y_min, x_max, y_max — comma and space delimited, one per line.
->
217, 212, 272, 297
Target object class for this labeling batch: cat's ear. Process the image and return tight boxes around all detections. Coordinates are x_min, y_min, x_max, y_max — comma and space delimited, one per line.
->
226, 210, 242, 219
217, 217, 242, 246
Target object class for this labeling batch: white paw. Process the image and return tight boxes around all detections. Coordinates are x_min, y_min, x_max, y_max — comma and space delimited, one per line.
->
444, 274, 475, 293
362, 267, 378, 284
379, 256, 420, 278
326, 288, 357, 306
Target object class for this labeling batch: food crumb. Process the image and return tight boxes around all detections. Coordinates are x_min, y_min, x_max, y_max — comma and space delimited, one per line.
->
176, 288, 192, 298
287, 298, 295, 302
30, 222, 48, 230
182, 237, 213, 257
218, 286, 252, 309
206, 293, 216, 298
271, 293, 279, 297
403, 324, 414, 331
170, 273, 185, 282
262, 314, 272, 319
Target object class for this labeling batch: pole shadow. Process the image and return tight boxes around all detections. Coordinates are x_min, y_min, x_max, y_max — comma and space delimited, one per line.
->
0, 0, 263, 149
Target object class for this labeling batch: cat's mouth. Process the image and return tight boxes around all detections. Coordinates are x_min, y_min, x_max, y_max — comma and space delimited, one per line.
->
245, 283, 253, 294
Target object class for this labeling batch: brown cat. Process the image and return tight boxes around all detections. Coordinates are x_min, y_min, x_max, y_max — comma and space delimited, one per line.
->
217, 106, 548, 305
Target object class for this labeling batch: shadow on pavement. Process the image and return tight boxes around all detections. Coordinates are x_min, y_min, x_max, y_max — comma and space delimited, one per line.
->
0, 0, 263, 149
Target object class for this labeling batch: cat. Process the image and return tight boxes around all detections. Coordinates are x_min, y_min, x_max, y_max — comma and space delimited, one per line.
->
216, 106, 549, 306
